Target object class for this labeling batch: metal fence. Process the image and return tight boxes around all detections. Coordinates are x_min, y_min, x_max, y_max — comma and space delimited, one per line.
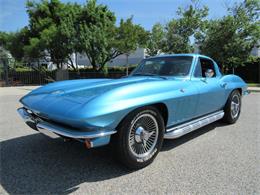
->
0, 57, 130, 86
0, 70, 126, 86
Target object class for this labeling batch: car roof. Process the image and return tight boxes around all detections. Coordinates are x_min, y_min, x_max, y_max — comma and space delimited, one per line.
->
147, 53, 213, 60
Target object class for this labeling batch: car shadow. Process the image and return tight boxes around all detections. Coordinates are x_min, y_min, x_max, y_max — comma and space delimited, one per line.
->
1, 121, 226, 194
0, 133, 131, 194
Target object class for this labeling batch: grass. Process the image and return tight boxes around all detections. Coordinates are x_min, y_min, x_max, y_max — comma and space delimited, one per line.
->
247, 83, 260, 87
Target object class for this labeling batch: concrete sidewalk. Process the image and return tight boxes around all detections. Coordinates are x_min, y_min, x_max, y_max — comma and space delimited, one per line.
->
248, 87, 260, 93
0, 86, 39, 95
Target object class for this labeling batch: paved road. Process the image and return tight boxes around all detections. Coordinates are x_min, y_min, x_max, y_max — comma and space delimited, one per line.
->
0, 87, 259, 194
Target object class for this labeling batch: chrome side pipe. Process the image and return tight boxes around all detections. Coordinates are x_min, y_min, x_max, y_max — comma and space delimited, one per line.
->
164, 110, 224, 139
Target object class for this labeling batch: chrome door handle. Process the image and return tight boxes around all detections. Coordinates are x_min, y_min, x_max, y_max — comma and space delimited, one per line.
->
220, 82, 227, 88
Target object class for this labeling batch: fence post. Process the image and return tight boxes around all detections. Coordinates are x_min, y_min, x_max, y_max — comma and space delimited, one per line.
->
56, 69, 69, 81
126, 53, 129, 76
258, 62, 260, 83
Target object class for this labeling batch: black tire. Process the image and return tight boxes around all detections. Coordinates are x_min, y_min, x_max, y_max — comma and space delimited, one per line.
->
223, 90, 241, 124
112, 106, 164, 170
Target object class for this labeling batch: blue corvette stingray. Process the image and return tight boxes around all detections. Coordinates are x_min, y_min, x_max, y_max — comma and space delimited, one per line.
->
18, 54, 248, 169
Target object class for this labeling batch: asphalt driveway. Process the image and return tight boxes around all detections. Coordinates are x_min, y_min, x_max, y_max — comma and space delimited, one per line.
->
0, 87, 259, 194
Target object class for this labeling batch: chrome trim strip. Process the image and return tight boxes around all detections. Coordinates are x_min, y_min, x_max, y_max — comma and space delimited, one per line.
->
36, 122, 116, 139
164, 110, 224, 139
17, 107, 35, 123
17, 107, 117, 139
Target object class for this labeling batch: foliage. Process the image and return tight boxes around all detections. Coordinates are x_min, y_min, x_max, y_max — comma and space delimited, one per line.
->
0, 29, 30, 61
77, 0, 148, 71
76, 0, 116, 71
0, 32, 9, 47
197, 0, 260, 70
146, 23, 165, 56
13, 65, 33, 72
163, 0, 208, 53
115, 18, 149, 56
26, 0, 81, 70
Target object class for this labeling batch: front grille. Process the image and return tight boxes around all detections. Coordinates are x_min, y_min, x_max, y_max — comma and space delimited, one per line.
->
26, 108, 86, 132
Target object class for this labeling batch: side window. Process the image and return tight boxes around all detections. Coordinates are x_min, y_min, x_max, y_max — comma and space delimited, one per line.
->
194, 60, 202, 77
199, 58, 216, 78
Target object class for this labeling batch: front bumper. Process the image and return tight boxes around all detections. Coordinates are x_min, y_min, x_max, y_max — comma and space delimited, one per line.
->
17, 107, 116, 148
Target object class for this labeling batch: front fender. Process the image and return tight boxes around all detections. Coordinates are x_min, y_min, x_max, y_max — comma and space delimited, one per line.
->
76, 80, 197, 130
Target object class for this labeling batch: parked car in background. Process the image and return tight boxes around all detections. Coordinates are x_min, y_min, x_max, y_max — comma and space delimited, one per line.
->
18, 54, 248, 169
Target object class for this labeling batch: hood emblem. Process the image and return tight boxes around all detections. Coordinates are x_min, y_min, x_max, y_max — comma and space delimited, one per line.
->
51, 90, 65, 95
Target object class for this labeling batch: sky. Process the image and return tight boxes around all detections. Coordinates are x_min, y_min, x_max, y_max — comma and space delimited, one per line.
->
0, 0, 242, 32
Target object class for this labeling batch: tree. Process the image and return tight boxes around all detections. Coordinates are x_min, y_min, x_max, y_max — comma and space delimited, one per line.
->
77, 0, 148, 71
26, 0, 81, 70
113, 18, 149, 59
198, 0, 260, 72
76, 0, 116, 71
11, 28, 32, 61
0, 29, 30, 61
164, 0, 208, 53
146, 23, 165, 56
0, 32, 10, 62
0, 32, 9, 48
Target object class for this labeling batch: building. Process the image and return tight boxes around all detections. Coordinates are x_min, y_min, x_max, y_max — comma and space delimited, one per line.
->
75, 48, 148, 68
251, 44, 260, 57
29, 48, 148, 70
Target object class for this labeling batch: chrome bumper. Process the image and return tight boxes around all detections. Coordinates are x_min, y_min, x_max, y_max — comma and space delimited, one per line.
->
17, 107, 116, 148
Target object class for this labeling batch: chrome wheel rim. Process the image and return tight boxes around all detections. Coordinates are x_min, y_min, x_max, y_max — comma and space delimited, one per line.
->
128, 113, 159, 158
231, 94, 240, 119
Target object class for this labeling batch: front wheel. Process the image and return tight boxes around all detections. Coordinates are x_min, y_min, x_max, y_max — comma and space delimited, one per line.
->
113, 106, 164, 170
223, 90, 241, 124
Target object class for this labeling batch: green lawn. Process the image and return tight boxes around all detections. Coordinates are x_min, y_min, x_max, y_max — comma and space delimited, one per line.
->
247, 83, 260, 87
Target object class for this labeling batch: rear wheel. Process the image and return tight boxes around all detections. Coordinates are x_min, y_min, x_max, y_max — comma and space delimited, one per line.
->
223, 90, 241, 124
113, 106, 164, 170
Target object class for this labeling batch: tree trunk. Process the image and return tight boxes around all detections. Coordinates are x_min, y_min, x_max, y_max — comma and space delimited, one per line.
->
68, 57, 79, 74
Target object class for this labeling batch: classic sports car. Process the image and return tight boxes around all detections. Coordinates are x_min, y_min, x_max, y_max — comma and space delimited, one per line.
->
18, 54, 248, 169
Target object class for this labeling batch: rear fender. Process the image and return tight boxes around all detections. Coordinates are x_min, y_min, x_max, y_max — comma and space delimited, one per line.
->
220, 75, 247, 98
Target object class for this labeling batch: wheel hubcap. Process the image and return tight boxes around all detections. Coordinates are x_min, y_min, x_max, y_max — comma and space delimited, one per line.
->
129, 113, 159, 158
134, 126, 154, 143
231, 94, 240, 119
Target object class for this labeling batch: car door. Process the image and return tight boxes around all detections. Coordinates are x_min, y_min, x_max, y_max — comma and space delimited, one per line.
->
192, 57, 226, 117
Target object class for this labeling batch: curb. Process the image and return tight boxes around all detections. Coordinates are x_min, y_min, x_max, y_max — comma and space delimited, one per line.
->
248, 90, 260, 93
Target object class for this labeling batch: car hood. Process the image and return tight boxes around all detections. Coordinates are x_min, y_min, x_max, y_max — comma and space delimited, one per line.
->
20, 77, 166, 117
22, 77, 157, 103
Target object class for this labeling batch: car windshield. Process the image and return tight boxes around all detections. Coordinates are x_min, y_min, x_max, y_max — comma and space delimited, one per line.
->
131, 56, 193, 77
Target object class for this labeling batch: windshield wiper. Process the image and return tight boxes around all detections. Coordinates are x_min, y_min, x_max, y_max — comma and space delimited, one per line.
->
132, 73, 168, 80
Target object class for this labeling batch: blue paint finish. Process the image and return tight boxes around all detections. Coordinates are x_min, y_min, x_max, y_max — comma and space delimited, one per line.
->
19, 54, 247, 147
